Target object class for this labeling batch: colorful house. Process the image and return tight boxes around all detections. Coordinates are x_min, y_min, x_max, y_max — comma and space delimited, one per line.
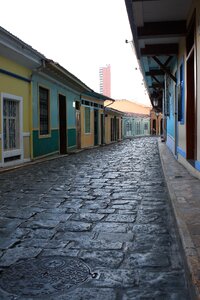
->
0, 26, 45, 168
0, 26, 117, 168
79, 91, 105, 149
105, 99, 151, 138
104, 107, 123, 144
125, 0, 200, 178
31, 60, 91, 158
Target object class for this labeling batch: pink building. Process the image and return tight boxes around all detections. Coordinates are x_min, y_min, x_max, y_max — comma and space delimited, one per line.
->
99, 64, 111, 97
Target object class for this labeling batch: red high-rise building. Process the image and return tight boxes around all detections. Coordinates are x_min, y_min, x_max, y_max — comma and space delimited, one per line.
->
99, 64, 111, 97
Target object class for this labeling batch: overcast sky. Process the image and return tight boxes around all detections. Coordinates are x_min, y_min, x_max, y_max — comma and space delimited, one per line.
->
1, 0, 151, 106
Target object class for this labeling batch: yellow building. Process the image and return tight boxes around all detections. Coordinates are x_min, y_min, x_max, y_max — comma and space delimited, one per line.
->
105, 107, 123, 144
80, 93, 105, 149
0, 27, 44, 167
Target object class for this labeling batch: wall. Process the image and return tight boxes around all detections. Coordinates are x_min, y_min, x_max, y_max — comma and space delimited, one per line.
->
80, 105, 94, 148
0, 56, 31, 166
32, 74, 79, 158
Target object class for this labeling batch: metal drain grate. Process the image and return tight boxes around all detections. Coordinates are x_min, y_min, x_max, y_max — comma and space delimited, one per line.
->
0, 256, 95, 297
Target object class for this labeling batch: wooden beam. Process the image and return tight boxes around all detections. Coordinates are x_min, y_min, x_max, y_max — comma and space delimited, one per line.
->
152, 56, 177, 83
151, 76, 164, 88
164, 56, 173, 66
151, 82, 164, 89
145, 70, 165, 76
149, 82, 164, 92
137, 21, 186, 39
141, 44, 178, 56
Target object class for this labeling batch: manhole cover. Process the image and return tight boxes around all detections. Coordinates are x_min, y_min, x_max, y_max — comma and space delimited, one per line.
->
0, 256, 95, 297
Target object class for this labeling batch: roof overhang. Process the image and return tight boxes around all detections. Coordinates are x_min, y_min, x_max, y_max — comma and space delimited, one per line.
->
40, 60, 92, 93
125, 0, 192, 111
0, 26, 45, 69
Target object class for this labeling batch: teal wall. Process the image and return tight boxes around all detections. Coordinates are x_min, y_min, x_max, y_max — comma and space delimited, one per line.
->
33, 130, 59, 157
68, 128, 76, 147
123, 116, 150, 137
166, 81, 175, 139
32, 74, 79, 157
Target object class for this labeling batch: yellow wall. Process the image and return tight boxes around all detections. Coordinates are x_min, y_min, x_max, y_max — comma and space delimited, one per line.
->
105, 113, 122, 144
80, 95, 104, 149
105, 115, 111, 144
0, 56, 32, 162
81, 106, 94, 148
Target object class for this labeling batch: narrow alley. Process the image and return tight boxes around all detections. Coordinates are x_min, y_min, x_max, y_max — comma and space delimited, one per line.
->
0, 137, 189, 299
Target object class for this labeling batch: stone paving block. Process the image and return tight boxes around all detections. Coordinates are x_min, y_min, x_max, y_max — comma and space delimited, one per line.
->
138, 270, 186, 288
19, 219, 60, 229
53, 232, 96, 242
55, 288, 117, 300
105, 214, 136, 223
97, 208, 116, 214
89, 268, 139, 288
0, 217, 24, 229
0, 238, 21, 250
133, 224, 168, 235
70, 213, 105, 222
33, 212, 72, 222
81, 202, 108, 209
70, 239, 123, 250
93, 222, 128, 233
25, 228, 56, 239
97, 232, 134, 242
56, 221, 92, 232
111, 204, 137, 210
0, 247, 42, 267
78, 250, 124, 268
122, 252, 170, 268
19, 238, 50, 248
1, 209, 37, 219
40, 249, 79, 257
122, 289, 189, 300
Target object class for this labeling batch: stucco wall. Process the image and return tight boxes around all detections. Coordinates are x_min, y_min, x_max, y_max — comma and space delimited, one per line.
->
0, 56, 31, 164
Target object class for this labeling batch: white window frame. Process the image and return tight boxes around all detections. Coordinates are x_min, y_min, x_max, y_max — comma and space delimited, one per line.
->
1, 93, 23, 167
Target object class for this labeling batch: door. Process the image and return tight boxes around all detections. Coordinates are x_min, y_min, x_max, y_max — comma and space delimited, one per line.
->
59, 94, 67, 154
76, 110, 81, 149
152, 119, 156, 135
94, 109, 98, 145
186, 14, 196, 161
100, 114, 104, 145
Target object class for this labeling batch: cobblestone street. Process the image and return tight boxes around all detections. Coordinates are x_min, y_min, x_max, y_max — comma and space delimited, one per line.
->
0, 137, 189, 299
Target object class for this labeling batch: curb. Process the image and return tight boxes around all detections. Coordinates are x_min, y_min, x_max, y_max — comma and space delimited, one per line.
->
158, 140, 200, 300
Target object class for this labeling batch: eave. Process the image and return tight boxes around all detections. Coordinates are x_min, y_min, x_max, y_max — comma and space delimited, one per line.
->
125, 0, 192, 112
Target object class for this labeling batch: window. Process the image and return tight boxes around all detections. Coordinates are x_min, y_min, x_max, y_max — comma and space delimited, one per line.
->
85, 107, 90, 133
39, 87, 49, 135
136, 122, 140, 135
3, 99, 19, 150
144, 123, 148, 130
126, 122, 132, 132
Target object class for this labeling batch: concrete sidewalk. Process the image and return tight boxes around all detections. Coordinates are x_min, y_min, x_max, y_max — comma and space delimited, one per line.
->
159, 141, 200, 300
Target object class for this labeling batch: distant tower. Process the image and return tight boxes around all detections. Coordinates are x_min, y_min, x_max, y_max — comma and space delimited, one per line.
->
99, 64, 111, 97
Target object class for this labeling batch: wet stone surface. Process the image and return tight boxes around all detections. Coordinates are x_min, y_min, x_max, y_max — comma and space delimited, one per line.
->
0, 137, 190, 299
